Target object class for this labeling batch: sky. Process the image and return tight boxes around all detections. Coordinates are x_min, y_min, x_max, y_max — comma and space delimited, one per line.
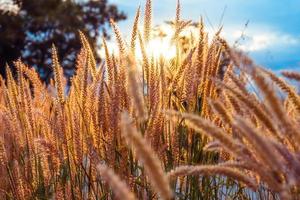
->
109, 0, 300, 72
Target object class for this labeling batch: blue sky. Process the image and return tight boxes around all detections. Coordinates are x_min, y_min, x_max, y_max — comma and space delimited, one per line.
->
109, 0, 300, 71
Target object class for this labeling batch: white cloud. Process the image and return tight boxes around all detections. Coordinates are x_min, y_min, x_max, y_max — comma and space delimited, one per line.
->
221, 26, 300, 52
238, 32, 299, 52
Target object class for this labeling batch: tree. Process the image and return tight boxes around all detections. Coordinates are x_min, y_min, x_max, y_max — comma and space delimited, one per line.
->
0, 0, 126, 81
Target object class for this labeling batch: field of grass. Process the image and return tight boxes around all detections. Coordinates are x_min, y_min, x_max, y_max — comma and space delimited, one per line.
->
1, 0, 300, 199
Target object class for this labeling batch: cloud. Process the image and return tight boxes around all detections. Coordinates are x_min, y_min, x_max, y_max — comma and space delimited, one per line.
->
240, 33, 299, 52
220, 26, 300, 52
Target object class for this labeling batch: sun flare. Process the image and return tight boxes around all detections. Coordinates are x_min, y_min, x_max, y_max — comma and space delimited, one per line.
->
99, 23, 200, 61
137, 37, 177, 60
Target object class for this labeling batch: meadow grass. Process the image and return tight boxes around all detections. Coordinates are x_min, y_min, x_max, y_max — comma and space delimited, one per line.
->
0, 0, 300, 199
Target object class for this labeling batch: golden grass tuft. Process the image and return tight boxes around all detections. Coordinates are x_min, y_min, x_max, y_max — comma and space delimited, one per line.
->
1, 1, 300, 199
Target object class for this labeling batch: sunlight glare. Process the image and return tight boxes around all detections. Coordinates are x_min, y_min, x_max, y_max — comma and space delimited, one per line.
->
144, 38, 177, 60
136, 24, 177, 60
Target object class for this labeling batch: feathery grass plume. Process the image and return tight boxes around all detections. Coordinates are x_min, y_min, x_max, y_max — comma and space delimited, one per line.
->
172, 20, 192, 43
182, 55, 198, 110
5, 65, 19, 110
167, 165, 257, 190
205, 39, 223, 97
223, 63, 234, 84
73, 47, 87, 86
15, 63, 34, 131
198, 16, 205, 39
102, 37, 114, 85
0, 116, 9, 161
201, 40, 220, 117
127, 64, 147, 120
21, 65, 44, 100
209, 99, 233, 143
35, 138, 60, 175
138, 31, 150, 84
2, 88, 21, 140
79, 31, 97, 79
210, 48, 223, 99
233, 116, 284, 175
203, 141, 223, 152
175, 0, 180, 27
165, 110, 248, 158
194, 17, 206, 85
103, 55, 121, 167
110, 19, 130, 110
143, 0, 152, 44
144, 101, 165, 154
282, 71, 300, 82
80, 46, 90, 109
261, 67, 300, 115
209, 99, 233, 125
110, 18, 127, 57
51, 45, 65, 105
148, 56, 160, 111
226, 71, 249, 96
217, 79, 280, 137
8, 63, 35, 168
23, 79, 35, 134
171, 48, 195, 91
130, 6, 141, 55
199, 33, 209, 88
218, 160, 253, 171
96, 164, 137, 200
121, 112, 173, 200
14, 161, 26, 199
159, 56, 168, 102
231, 117, 289, 194
252, 68, 300, 148
97, 70, 109, 141
15, 61, 26, 109
172, 0, 185, 41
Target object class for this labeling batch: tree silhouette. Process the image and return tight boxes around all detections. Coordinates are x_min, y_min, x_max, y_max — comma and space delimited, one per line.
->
0, 0, 126, 81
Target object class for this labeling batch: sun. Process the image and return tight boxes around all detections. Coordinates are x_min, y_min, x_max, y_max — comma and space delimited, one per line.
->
135, 24, 178, 60
145, 38, 177, 60
99, 23, 199, 62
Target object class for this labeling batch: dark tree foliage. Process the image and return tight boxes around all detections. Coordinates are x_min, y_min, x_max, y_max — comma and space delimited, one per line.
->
0, 0, 126, 81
